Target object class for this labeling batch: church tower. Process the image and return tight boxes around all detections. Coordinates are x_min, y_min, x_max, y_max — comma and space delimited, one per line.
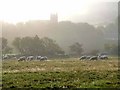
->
50, 13, 58, 23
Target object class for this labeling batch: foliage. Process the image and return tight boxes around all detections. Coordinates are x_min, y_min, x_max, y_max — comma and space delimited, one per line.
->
12, 35, 64, 56
1, 37, 12, 54
89, 50, 99, 55
104, 43, 118, 55
2, 21, 106, 53
12, 37, 21, 52
104, 43, 112, 52
69, 42, 83, 56
2, 19, 117, 55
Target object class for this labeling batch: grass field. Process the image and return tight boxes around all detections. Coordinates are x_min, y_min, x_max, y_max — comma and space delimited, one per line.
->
2, 57, 120, 88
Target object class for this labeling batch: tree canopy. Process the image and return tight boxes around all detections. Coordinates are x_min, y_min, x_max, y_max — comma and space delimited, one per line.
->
1, 37, 12, 54
69, 42, 83, 56
12, 35, 64, 56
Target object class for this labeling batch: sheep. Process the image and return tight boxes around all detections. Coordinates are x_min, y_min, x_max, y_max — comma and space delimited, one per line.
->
99, 55, 108, 60
40, 56, 48, 61
27, 56, 34, 61
79, 55, 87, 60
36, 56, 41, 60
86, 56, 91, 59
89, 56, 98, 60
2, 56, 8, 60
18, 56, 26, 61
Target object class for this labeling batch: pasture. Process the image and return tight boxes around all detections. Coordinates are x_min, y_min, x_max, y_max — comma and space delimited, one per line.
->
2, 57, 120, 88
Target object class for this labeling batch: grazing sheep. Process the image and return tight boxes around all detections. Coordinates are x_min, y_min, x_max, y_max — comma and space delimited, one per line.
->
18, 56, 26, 61
2, 56, 8, 60
36, 56, 41, 60
79, 55, 87, 60
13, 56, 17, 60
89, 56, 98, 60
27, 56, 34, 61
99, 55, 108, 60
86, 56, 91, 59
40, 56, 48, 61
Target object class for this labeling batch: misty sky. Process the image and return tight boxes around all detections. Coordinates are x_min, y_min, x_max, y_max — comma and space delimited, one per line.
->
0, 0, 119, 24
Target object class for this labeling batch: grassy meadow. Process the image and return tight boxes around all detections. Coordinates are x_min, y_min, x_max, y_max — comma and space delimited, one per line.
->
2, 57, 120, 88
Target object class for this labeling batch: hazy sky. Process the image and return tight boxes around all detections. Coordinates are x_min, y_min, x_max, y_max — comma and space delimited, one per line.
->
0, 0, 119, 24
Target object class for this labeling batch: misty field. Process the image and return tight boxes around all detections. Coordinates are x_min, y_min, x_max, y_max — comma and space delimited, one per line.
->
2, 57, 120, 88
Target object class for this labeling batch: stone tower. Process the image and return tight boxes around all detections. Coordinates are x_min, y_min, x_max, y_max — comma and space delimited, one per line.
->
50, 13, 58, 23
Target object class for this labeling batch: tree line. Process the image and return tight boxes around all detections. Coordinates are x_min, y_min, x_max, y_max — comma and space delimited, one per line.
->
1, 35, 118, 57
1, 19, 118, 56
1, 35, 84, 57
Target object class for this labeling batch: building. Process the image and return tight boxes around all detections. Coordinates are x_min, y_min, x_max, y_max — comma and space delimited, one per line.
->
50, 13, 58, 23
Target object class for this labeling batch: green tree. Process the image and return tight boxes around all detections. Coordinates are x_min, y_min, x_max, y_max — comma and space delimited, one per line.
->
32, 35, 44, 55
33, 35, 41, 55
69, 42, 83, 56
20, 37, 33, 55
13, 37, 33, 55
2, 38, 7, 50
89, 50, 99, 55
111, 45, 118, 55
12, 36, 64, 56
1, 37, 12, 54
104, 43, 111, 52
41, 37, 64, 56
12, 37, 21, 53
104, 43, 118, 55
110, 44, 118, 55
4, 47, 12, 54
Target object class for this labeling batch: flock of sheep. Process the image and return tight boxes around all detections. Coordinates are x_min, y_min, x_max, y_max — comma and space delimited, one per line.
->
79, 55, 108, 60
2, 54, 109, 61
2, 55, 48, 61
17, 55, 48, 61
